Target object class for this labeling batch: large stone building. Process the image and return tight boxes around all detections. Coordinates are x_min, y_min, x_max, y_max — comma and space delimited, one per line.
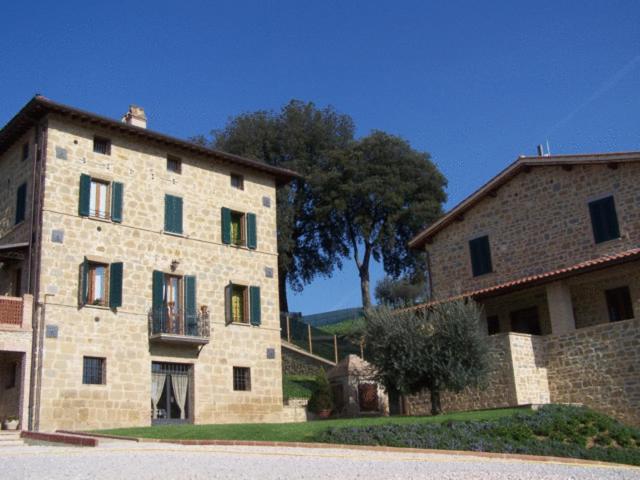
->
408, 151, 640, 426
0, 96, 298, 431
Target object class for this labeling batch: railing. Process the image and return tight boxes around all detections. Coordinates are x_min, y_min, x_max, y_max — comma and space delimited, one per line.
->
0, 296, 23, 327
149, 307, 210, 338
280, 313, 364, 363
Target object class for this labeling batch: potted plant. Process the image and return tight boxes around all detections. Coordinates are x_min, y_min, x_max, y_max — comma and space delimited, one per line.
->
307, 369, 334, 419
1, 416, 19, 430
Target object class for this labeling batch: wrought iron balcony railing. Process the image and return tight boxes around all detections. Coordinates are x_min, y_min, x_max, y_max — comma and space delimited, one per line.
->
149, 307, 210, 345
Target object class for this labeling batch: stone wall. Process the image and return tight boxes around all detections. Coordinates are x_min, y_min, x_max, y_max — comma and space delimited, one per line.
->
31, 115, 285, 430
282, 343, 334, 376
509, 333, 549, 404
426, 162, 640, 299
546, 318, 640, 427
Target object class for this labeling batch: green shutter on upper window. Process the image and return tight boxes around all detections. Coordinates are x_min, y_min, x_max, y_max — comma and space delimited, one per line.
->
184, 275, 197, 335
152, 270, 165, 320
109, 262, 123, 308
246, 213, 257, 249
111, 182, 123, 223
164, 194, 183, 234
221, 207, 231, 244
224, 283, 233, 325
80, 257, 89, 306
79, 174, 91, 217
249, 286, 261, 326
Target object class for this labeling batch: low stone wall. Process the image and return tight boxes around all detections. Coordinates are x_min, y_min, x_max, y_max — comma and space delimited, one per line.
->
282, 343, 334, 376
546, 318, 640, 427
405, 334, 517, 415
510, 334, 550, 405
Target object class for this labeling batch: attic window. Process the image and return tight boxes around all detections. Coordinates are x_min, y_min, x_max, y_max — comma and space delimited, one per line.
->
167, 155, 182, 174
93, 136, 111, 155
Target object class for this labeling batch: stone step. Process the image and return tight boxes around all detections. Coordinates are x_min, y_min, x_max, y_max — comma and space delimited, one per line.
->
0, 440, 24, 447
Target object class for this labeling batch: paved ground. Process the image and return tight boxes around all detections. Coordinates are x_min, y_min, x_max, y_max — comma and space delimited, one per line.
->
1, 439, 639, 479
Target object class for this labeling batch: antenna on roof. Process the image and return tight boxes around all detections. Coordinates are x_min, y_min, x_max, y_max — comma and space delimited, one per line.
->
546, 139, 551, 156
536, 143, 551, 157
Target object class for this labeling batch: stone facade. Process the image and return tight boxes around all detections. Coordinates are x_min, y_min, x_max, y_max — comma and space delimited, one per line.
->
0, 100, 295, 431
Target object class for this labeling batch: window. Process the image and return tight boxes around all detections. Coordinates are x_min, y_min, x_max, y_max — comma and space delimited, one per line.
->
167, 155, 182, 174
15, 182, 27, 225
509, 307, 541, 335
225, 284, 261, 326
487, 315, 500, 335
5, 362, 18, 389
164, 194, 183, 234
230, 173, 244, 190
221, 208, 257, 249
80, 259, 123, 309
22, 143, 29, 161
605, 286, 634, 322
469, 235, 493, 277
93, 136, 111, 155
589, 196, 620, 244
233, 367, 251, 391
151, 271, 197, 335
82, 357, 105, 385
78, 175, 123, 222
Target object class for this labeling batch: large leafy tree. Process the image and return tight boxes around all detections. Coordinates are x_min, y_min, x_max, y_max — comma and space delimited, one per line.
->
365, 299, 489, 415
195, 101, 354, 312
315, 131, 447, 309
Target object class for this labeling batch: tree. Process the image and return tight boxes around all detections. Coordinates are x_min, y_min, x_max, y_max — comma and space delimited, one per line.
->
374, 275, 427, 308
307, 368, 334, 415
195, 101, 355, 312
314, 131, 446, 309
364, 299, 489, 415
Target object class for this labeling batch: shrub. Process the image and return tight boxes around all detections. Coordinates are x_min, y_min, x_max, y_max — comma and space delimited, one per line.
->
307, 369, 334, 414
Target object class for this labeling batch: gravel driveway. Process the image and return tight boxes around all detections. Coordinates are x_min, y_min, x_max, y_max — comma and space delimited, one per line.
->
2, 440, 639, 480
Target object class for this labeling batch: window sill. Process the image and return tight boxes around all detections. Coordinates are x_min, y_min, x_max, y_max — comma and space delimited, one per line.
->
163, 230, 187, 238
594, 236, 623, 246
229, 321, 257, 327
472, 270, 495, 278
82, 304, 111, 311
87, 215, 113, 224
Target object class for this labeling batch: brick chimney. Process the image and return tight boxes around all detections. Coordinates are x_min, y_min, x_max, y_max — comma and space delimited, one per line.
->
121, 105, 147, 129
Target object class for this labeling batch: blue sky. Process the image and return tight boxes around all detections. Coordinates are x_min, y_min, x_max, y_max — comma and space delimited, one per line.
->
2, 1, 639, 314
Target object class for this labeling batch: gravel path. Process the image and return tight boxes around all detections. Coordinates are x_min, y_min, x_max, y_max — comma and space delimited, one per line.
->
1, 440, 639, 479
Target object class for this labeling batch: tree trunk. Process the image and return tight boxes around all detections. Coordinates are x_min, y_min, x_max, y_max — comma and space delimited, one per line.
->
278, 268, 289, 314
430, 388, 442, 416
358, 265, 372, 310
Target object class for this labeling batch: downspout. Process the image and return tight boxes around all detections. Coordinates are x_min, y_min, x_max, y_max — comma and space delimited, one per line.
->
27, 119, 48, 431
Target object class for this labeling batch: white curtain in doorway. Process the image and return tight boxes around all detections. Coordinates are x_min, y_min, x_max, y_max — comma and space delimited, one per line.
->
171, 374, 189, 420
151, 373, 166, 419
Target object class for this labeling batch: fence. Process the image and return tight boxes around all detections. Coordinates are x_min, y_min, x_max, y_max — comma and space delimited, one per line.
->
280, 313, 364, 363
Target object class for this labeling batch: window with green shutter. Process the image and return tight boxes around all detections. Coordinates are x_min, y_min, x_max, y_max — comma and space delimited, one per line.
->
589, 196, 620, 244
224, 283, 261, 326
249, 286, 261, 326
78, 174, 123, 223
246, 213, 257, 249
111, 182, 124, 223
79, 258, 122, 308
109, 262, 123, 308
164, 194, 183, 234
221, 208, 257, 248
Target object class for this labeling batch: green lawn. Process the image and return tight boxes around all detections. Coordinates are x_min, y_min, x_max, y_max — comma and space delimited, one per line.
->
97, 407, 527, 442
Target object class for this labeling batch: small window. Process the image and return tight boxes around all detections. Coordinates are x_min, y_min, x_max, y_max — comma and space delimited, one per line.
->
82, 357, 105, 385
589, 196, 620, 244
15, 183, 27, 225
22, 143, 29, 161
230, 211, 246, 246
487, 315, 500, 335
231, 173, 244, 190
167, 155, 182, 174
93, 136, 111, 155
469, 236, 493, 277
231, 285, 248, 324
89, 179, 110, 219
605, 286, 634, 322
5, 362, 18, 389
233, 367, 251, 391
87, 262, 108, 306
510, 307, 541, 335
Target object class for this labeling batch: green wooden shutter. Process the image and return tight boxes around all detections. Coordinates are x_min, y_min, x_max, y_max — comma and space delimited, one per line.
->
152, 270, 165, 333
224, 283, 232, 324
221, 208, 231, 244
111, 182, 123, 223
15, 183, 27, 224
79, 174, 91, 216
250, 286, 261, 326
174, 196, 183, 234
80, 257, 89, 306
184, 275, 197, 335
164, 195, 183, 234
246, 213, 257, 249
109, 262, 123, 308
164, 195, 173, 232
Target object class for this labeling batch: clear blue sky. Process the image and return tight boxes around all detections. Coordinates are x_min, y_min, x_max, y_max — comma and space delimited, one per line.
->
2, 1, 639, 314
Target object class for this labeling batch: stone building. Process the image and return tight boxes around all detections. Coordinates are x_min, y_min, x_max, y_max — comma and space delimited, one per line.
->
407, 152, 640, 426
0, 96, 298, 431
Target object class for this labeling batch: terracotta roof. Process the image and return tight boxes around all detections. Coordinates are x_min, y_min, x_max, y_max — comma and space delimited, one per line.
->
409, 151, 640, 249
0, 96, 300, 185
404, 248, 640, 312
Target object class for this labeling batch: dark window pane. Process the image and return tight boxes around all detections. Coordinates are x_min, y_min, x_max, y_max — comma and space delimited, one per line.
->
22, 143, 29, 161
231, 173, 244, 190
605, 286, 634, 322
93, 137, 111, 155
167, 156, 182, 174
469, 236, 493, 277
233, 367, 251, 391
510, 307, 541, 335
83, 357, 105, 384
588, 196, 620, 244
487, 315, 500, 335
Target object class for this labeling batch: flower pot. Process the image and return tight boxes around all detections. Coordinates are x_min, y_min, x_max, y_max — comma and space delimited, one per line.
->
317, 409, 332, 419
4, 420, 19, 430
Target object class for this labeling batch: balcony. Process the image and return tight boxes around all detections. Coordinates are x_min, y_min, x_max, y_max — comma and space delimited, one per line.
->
148, 307, 210, 346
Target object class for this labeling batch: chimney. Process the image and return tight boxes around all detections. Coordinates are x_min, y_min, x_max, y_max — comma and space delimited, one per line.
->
537, 144, 544, 157
121, 105, 147, 129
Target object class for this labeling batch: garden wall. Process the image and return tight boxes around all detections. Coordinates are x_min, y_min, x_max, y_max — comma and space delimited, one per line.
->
281, 343, 334, 376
